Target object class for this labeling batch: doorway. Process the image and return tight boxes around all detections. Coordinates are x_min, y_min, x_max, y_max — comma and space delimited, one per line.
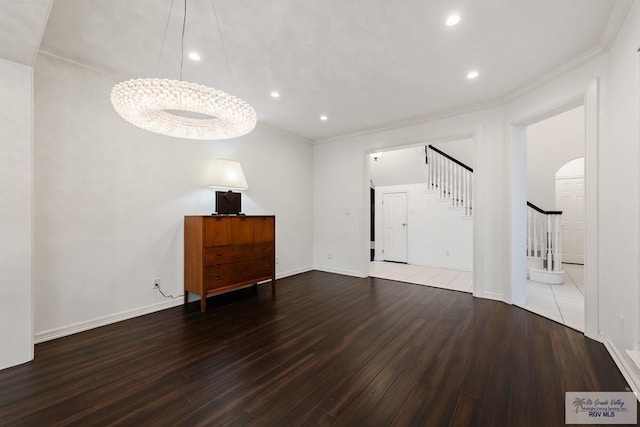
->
368, 142, 474, 290
510, 80, 598, 338
524, 106, 585, 331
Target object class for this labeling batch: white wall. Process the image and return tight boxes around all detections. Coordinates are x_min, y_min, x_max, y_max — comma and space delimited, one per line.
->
369, 140, 474, 189
600, 0, 640, 386
33, 53, 313, 339
556, 157, 584, 179
374, 184, 472, 270
0, 58, 33, 369
527, 106, 584, 209
369, 147, 425, 187
313, 107, 507, 301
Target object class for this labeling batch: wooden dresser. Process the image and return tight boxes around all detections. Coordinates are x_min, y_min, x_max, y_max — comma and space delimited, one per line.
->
184, 215, 275, 312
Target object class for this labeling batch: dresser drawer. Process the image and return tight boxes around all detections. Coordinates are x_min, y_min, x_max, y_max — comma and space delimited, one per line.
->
204, 243, 273, 264
204, 258, 273, 291
203, 217, 232, 247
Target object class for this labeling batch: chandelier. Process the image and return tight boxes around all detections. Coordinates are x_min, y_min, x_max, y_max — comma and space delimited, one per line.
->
110, 0, 256, 140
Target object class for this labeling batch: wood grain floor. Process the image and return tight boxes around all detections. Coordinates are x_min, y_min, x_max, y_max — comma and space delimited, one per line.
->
0, 271, 634, 426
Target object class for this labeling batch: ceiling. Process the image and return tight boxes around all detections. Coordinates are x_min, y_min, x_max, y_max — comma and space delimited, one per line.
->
4, 0, 627, 141
0, 0, 51, 65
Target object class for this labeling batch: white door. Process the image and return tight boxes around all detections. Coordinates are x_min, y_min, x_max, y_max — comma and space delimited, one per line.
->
556, 177, 585, 264
383, 192, 407, 263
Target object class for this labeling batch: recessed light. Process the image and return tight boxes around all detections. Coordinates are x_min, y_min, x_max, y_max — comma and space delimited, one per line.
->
320, 115, 328, 121
188, 51, 201, 61
467, 70, 479, 79
446, 14, 461, 26
270, 91, 280, 98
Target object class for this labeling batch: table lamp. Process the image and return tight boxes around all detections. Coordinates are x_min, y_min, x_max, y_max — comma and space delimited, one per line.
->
208, 159, 248, 215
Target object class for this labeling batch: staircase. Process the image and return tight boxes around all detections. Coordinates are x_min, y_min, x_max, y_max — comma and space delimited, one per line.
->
526, 202, 564, 284
425, 145, 473, 216
424, 145, 564, 284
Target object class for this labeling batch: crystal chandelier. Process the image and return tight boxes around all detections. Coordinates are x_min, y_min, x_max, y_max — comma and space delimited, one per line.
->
110, 0, 256, 140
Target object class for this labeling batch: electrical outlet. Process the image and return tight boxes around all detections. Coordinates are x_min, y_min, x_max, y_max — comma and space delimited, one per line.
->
275, 256, 279, 264
153, 277, 160, 289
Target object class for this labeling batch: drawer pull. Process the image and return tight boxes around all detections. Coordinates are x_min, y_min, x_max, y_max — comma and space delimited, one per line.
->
214, 263, 223, 268
214, 274, 224, 280
261, 247, 268, 252
215, 253, 223, 258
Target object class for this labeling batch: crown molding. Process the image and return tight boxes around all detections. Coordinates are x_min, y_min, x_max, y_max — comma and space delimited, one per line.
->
37, 50, 123, 78
313, 1, 632, 145
501, 45, 606, 105
312, 98, 504, 145
30, 0, 55, 67
257, 121, 312, 145
598, 0, 633, 53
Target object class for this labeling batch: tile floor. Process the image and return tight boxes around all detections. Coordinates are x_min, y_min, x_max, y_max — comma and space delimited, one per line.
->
369, 261, 585, 332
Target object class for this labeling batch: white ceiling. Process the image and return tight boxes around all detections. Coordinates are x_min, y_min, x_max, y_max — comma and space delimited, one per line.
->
9, 0, 628, 140
0, 0, 52, 65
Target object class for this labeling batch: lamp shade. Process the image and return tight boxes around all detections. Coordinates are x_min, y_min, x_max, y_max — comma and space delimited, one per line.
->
208, 159, 248, 190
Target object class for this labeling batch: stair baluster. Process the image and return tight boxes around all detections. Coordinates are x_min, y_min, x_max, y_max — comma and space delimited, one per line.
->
526, 202, 563, 274
426, 145, 474, 216
425, 143, 562, 263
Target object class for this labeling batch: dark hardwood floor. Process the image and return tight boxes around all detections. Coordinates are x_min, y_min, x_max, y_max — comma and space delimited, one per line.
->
0, 271, 635, 426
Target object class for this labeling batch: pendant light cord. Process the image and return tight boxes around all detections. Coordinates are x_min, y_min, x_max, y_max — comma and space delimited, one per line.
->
180, 0, 187, 81
154, 0, 176, 77
210, 0, 238, 95
155, 0, 237, 90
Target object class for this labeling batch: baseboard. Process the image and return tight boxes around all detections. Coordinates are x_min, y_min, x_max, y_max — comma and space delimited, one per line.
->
34, 267, 314, 344
276, 266, 313, 279
604, 339, 640, 398
478, 291, 504, 302
314, 266, 366, 278
34, 299, 183, 344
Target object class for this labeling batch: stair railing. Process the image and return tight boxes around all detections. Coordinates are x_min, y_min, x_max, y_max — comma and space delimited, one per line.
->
526, 202, 563, 272
425, 145, 473, 216
425, 145, 563, 273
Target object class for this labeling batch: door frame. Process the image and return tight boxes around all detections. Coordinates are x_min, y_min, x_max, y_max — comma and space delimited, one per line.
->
364, 134, 480, 295
508, 79, 598, 339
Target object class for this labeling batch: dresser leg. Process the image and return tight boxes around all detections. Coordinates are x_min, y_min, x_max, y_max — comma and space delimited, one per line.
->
200, 296, 206, 312
271, 278, 276, 294
184, 291, 189, 307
